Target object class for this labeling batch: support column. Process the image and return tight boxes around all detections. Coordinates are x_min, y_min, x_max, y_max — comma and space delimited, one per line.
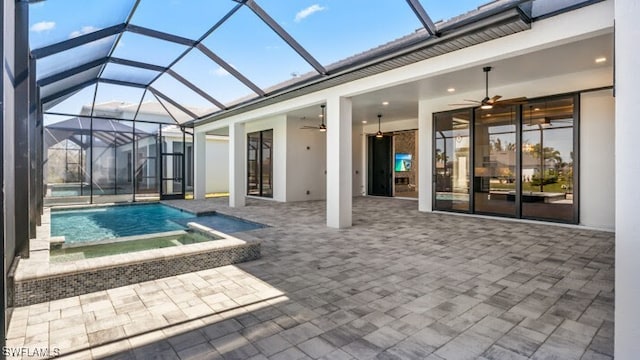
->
418, 99, 434, 212
615, 0, 640, 358
229, 122, 246, 207
193, 131, 207, 200
13, 0, 30, 257
326, 96, 352, 228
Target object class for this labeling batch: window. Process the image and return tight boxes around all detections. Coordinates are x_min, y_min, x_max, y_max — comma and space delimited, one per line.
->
433, 94, 578, 224
247, 129, 273, 198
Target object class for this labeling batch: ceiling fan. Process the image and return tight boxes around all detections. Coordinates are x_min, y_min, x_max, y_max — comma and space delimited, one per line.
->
450, 67, 527, 109
300, 104, 327, 132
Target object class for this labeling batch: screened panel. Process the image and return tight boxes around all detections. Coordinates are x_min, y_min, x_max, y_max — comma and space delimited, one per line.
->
134, 122, 161, 200
133, 91, 180, 124
111, 32, 189, 67
91, 84, 146, 120
201, 6, 316, 89
173, 48, 257, 106
256, 0, 422, 66
29, 0, 134, 50
91, 119, 135, 203
44, 85, 98, 115
40, 66, 101, 100
36, 35, 117, 79
151, 73, 217, 116
101, 63, 161, 85
154, 95, 194, 124
129, 0, 237, 40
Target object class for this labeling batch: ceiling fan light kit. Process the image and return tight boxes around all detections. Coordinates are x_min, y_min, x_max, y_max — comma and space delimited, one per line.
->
300, 104, 327, 132
375, 114, 384, 138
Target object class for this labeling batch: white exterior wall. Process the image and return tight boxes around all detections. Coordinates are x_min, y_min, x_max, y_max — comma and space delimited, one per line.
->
205, 138, 229, 194
580, 90, 615, 230
615, 0, 640, 358
285, 116, 326, 201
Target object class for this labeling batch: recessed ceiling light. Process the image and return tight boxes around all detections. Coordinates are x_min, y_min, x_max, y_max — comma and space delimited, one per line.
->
534, 108, 540, 111
382, 101, 389, 106
447, 88, 456, 93
595, 57, 607, 63
362, 120, 367, 124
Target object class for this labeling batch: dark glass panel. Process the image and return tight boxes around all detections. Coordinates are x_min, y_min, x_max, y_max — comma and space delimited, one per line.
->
521, 97, 575, 222
434, 110, 470, 212
474, 105, 517, 216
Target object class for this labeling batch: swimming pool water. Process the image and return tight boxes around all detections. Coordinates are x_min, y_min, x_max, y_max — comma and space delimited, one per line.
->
51, 204, 195, 243
51, 203, 266, 244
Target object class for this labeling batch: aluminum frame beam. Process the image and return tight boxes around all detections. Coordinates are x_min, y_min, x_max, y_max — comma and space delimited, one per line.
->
244, 0, 326, 75
149, 87, 199, 119
37, 57, 108, 87
405, 0, 438, 36
166, 69, 226, 110
196, 43, 265, 96
31, 23, 125, 59
126, 24, 196, 47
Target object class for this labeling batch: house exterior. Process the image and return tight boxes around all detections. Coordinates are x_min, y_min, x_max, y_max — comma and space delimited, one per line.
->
2, 0, 640, 357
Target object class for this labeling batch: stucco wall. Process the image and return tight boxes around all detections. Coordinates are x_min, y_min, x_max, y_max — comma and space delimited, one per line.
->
580, 90, 615, 230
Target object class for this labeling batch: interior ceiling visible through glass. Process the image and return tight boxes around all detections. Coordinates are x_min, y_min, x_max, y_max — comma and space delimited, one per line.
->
29, 0, 533, 124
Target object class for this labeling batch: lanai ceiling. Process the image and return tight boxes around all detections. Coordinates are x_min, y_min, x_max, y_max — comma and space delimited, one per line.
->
30, 0, 601, 126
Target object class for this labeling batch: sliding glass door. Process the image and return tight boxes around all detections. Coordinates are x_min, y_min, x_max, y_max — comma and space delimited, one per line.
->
521, 98, 575, 222
434, 110, 470, 212
474, 105, 517, 217
432, 94, 578, 224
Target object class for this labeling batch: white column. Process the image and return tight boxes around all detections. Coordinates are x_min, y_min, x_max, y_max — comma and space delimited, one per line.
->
418, 99, 434, 212
326, 96, 352, 228
193, 131, 206, 200
615, 1, 640, 358
229, 122, 246, 207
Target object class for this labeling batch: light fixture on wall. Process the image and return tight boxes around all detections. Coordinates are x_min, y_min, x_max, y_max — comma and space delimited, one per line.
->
375, 114, 383, 138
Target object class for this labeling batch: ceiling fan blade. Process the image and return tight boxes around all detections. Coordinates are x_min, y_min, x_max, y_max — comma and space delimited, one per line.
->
449, 103, 474, 106
300, 126, 319, 129
487, 95, 502, 104
497, 97, 528, 104
463, 99, 482, 103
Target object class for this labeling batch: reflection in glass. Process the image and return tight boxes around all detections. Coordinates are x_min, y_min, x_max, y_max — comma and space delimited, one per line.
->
474, 106, 517, 216
434, 111, 470, 211
521, 97, 574, 222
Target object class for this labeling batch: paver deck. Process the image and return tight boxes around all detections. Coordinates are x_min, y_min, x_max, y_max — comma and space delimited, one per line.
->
6, 197, 614, 359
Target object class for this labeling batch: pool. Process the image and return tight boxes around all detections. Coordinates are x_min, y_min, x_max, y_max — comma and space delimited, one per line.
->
52, 204, 195, 243
50, 230, 220, 262
51, 203, 265, 244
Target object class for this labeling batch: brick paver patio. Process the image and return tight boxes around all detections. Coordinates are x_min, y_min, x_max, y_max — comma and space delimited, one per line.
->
6, 197, 614, 359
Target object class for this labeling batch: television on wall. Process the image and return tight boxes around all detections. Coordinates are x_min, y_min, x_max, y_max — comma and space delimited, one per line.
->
395, 153, 412, 172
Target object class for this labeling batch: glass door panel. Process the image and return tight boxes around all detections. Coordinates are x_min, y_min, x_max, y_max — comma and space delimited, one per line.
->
434, 111, 471, 211
474, 106, 517, 216
160, 153, 184, 199
261, 130, 273, 198
521, 97, 575, 222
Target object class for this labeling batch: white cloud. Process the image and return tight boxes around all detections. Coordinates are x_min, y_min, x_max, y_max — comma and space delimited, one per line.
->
295, 4, 325, 22
209, 66, 230, 77
69, 26, 98, 38
30, 21, 55, 33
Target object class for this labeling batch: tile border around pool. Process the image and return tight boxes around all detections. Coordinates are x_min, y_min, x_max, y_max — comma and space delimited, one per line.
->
9, 207, 262, 307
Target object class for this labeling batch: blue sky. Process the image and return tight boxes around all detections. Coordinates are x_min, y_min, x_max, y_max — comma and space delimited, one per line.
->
30, 0, 490, 121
